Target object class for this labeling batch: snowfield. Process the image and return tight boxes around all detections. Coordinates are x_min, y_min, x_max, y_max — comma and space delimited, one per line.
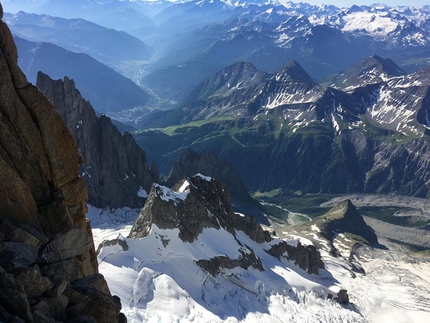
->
88, 206, 430, 323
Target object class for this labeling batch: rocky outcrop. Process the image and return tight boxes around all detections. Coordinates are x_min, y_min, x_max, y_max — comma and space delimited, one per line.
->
129, 174, 270, 243
0, 18, 121, 322
266, 241, 325, 275
316, 199, 378, 246
37, 72, 158, 209
195, 250, 264, 276
332, 54, 406, 90
165, 148, 267, 222
129, 174, 324, 275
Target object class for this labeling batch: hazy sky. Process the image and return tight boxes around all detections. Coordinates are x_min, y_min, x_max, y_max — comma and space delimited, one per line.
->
295, 0, 429, 7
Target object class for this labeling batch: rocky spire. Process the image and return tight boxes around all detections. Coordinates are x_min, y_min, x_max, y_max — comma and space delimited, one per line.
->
37, 71, 159, 209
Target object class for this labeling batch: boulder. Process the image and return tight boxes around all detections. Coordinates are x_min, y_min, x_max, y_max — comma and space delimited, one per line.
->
335, 289, 350, 304
16, 266, 54, 299
41, 227, 92, 264
2, 241, 38, 268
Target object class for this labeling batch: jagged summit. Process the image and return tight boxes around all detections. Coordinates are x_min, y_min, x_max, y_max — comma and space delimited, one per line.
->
129, 174, 270, 243
332, 54, 406, 91
164, 148, 264, 218
273, 59, 317, 84
37, 71, 158, 209
182, 61, 268, 105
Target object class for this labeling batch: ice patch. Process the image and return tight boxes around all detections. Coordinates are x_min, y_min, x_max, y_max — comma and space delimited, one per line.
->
137, 187, 148, 198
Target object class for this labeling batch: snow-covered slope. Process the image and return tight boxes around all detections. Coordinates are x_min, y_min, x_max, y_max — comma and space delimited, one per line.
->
95, 221, 361, 322
89, 202, 430, 323
91, 175, 361, 322
85, 174, 429, 323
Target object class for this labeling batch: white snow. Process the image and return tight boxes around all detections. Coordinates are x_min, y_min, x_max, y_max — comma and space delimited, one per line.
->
89, 206, 430, 323
137, 187, 148, 198
196, 173, 212, 181
153, 183, 190, 204
341, 12, 400, 35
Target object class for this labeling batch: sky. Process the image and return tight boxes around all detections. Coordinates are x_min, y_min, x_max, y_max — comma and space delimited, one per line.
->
298, 0, 429, 6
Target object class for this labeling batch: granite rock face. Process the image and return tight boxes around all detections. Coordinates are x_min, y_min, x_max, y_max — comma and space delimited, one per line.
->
37, 72, 158, 209
0, 18, 122, 322
129, 174, 271, 243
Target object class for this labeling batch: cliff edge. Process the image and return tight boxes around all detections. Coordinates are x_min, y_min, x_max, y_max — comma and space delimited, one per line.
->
0, 15, 123, 322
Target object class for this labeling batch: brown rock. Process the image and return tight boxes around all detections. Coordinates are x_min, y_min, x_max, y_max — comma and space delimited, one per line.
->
0, 21, 28, 89
61, 176, 88, 207
0, 159, 38, 223
0, 18, 122, 323
17, 85, 81, 188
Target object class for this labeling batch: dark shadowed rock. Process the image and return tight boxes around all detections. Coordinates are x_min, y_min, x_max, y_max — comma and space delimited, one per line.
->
66, 289, 121, 323
165, 148, 266, 220
196, 249, 264, 276
0, 304, 25, 323
16, 266, 54, 299
41, 227, 93, 264
335, 289, 350, 304
37, 72, 158, 209
66, 315, 97, 323
72, 274, 111, 296
0, 273, 33, 321
266, 241, 325, 274
2, 242, 38, 268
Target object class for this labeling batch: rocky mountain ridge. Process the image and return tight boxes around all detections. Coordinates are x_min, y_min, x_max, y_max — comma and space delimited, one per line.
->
37, 71, 159, 209
135, 55, 430, 199
128, 174, 324, 275
0, 16, 123, 322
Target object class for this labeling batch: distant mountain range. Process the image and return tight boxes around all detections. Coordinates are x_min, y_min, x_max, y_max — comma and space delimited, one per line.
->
15, 36, 154, 114
4, 0, 430, 200
4, 0, 430, 111
4, 11, 155, 66
134, 55, 430, 199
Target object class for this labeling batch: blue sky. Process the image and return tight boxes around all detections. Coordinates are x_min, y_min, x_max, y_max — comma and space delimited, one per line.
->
301, 0, 429, 6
